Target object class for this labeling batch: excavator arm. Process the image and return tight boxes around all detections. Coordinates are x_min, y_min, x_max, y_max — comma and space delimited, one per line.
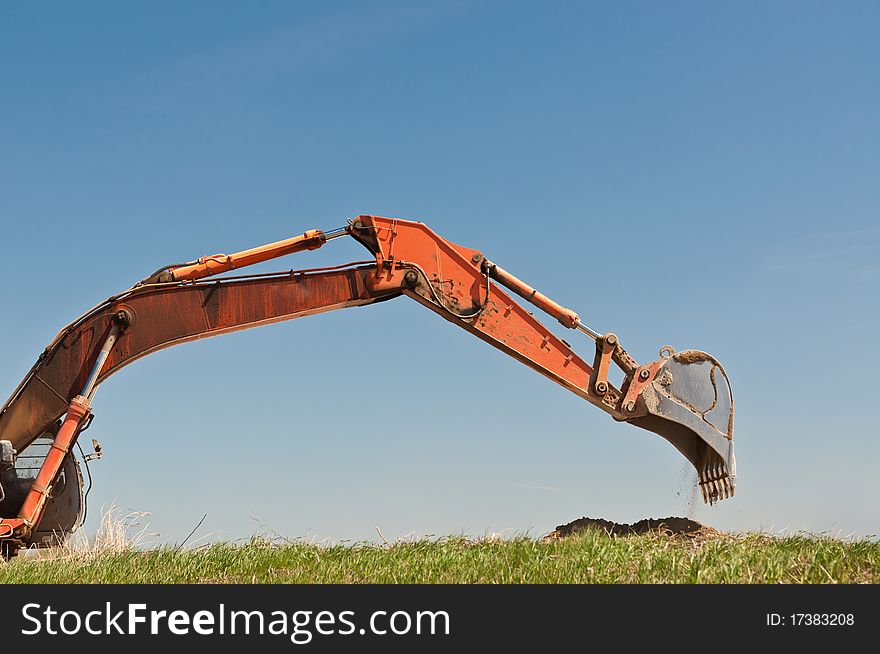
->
0, 215, 735, 556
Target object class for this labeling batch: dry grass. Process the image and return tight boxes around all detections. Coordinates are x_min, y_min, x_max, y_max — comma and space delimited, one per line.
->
25, 505, 156, 562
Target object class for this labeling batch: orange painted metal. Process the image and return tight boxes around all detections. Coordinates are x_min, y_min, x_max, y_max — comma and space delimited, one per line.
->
351, 215, 629, 418
619, 360, 664, 413
590, 334, 616, 396
0, 518, 25, 538
16, 395, 91, 530
485, 262, 580, 328
0, 216, 653, 459
170, 229, 326, 281
2, 215, 660, 546
0, 212, 745, 549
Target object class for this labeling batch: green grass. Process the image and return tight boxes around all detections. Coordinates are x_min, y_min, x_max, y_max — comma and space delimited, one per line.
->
2, 530, 879, 583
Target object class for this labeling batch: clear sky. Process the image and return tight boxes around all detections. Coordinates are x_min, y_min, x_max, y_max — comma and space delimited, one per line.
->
1, 1, 878, 546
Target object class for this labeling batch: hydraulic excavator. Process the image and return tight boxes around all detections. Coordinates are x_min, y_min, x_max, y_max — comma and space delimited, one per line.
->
0, 216, 735, 559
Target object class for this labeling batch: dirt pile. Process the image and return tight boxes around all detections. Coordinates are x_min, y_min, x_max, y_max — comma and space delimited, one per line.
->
543, 516, 722, 542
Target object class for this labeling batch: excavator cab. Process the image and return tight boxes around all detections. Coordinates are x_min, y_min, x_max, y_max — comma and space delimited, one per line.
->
0, 426, 84, 549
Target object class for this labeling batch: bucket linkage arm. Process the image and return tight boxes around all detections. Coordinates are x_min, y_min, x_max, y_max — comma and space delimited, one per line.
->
347, 216, 735, 505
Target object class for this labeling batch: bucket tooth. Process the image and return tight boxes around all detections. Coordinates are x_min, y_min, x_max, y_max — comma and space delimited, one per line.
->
698, 469, 709, 504
706, 467, 714, 504
715, 461, 725, 501
707, 461, 722, 504
724, 475, 732, 499
712, 461, 722, 499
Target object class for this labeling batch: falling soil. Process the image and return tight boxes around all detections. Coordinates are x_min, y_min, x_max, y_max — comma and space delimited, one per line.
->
543, 516, 722, 543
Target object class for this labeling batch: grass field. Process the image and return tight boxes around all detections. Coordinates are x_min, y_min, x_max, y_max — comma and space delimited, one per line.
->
2, 529, 878, 584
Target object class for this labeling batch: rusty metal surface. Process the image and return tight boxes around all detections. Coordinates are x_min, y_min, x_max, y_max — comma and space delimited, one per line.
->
0, 266, 397, 454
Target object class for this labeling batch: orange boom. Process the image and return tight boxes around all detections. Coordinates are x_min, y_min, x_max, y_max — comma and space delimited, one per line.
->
0, 216, 735, 559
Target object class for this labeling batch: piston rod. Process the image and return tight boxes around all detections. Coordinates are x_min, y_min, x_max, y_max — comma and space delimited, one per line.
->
82, 323, 121, 401
485, 260, 601, 339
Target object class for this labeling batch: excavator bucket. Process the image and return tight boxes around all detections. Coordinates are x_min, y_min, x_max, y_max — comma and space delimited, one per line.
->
631, 350, 735, 504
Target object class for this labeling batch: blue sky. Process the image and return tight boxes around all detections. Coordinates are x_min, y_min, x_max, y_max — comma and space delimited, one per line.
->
1, 1, 878, 545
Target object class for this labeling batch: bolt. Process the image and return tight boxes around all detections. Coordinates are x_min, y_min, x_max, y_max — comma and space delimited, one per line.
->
605, 334, 617, 346
403, 270, 418, 286
639, 369, 650, 381
157, 271, 173, 283
353, 220, 363, 229
624, 400, 636, 412
472, 253, 483, 264
113, 309, 131, 328
595, 381, 608, 395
